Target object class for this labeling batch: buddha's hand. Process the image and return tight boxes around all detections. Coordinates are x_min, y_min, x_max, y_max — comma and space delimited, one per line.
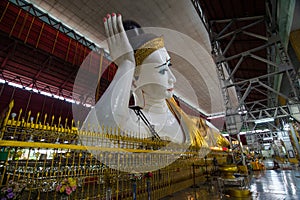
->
104, 13, 135, 67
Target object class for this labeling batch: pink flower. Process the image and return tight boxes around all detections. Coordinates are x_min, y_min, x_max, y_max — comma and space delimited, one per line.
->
71, 186, 77, 191
56, 185, 61, 192
65, 186, 72, 195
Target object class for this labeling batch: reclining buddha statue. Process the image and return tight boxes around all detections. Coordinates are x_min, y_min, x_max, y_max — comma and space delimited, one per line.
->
81, 13, 229, 160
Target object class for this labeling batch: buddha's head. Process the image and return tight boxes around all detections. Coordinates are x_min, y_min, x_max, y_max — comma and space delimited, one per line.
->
123, 20, 176, 101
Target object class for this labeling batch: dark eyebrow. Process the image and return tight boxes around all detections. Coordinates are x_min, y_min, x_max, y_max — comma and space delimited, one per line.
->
154, 59, 171, 68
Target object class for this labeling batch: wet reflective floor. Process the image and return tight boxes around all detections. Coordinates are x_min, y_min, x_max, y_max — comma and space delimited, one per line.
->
250, 170, 300, 200
161, 169, 300, 200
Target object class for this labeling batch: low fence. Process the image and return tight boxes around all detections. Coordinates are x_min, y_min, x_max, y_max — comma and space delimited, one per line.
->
0, 100, 226, 200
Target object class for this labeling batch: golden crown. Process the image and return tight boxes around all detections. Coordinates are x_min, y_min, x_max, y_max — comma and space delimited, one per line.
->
134, 37, 165, 66
133, 37, 164, 78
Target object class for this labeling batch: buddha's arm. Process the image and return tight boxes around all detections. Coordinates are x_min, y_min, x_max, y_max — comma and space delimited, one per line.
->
88, 14, 136, 128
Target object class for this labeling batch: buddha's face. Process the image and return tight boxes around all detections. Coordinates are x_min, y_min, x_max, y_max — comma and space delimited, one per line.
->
134, 48, 176, 99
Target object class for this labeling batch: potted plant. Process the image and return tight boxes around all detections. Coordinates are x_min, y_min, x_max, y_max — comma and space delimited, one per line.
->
56, 178, 77, 200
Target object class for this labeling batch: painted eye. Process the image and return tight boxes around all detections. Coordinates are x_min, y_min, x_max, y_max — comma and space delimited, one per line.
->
158, 68, 168, 75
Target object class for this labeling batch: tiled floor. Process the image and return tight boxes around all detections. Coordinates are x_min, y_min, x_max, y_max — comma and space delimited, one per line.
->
161, 167, 300, 200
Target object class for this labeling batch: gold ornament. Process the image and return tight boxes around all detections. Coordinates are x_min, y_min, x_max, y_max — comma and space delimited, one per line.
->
134, 37, 164, 77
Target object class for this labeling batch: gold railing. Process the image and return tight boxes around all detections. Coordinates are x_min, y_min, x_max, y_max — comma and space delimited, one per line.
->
0, 100, 227, 200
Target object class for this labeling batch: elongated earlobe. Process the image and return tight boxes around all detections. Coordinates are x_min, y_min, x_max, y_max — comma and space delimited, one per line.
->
132, 88, 145, 108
